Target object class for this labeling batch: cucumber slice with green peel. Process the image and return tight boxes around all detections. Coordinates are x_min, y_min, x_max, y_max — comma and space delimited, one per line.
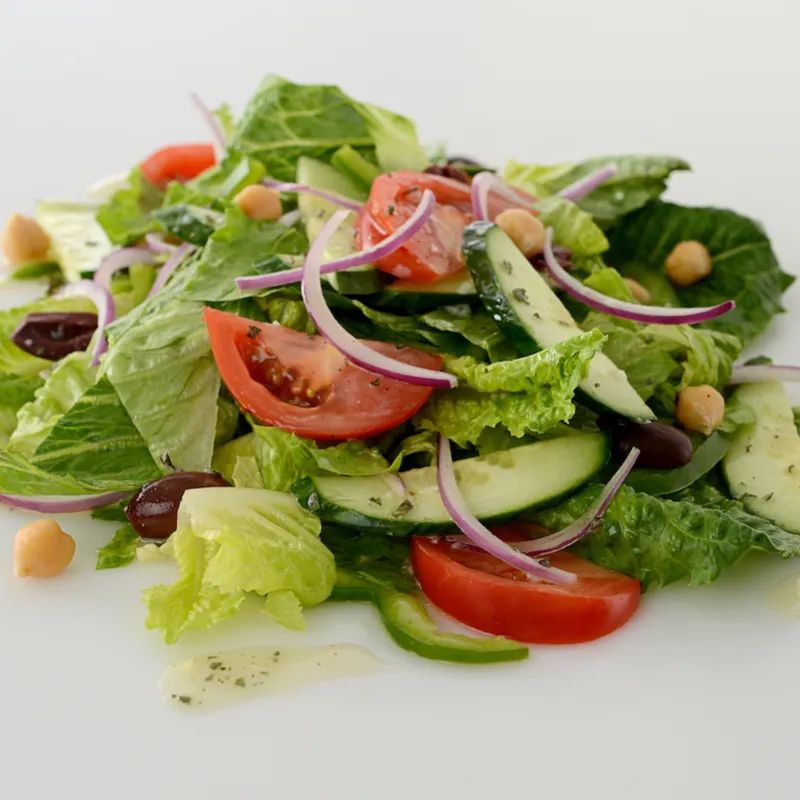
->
372, 271, 477, 310
462, 221, 654, 421
35, 201, 113, 282
296, 157, 386, 296
293, 432, 609, 534
723, 381, 800, 534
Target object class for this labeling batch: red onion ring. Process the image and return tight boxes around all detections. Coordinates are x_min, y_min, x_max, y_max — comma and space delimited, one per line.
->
57, 281, 116, 366
144, 233, 176, 254
301, 209, 457, 389
93, 248, 160, 291
728, 364, 800, 385
190, 92, 226, 162
514, 447, 639, 556
237, 189, 436, 292
0, 491, 128, 514
146, 243, 194, 300
471, 172, 536, 221
263, 179, 362, 213
542, 228, 735, 325
436, 434, 575, 583
558, 164, 616, 202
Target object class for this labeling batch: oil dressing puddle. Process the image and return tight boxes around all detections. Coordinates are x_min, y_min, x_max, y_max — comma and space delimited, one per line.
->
161, 644, 380, 710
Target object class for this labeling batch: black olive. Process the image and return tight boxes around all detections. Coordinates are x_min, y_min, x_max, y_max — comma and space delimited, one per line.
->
611, 420, 694, 469
125, 472, 231, 541
11, 312, 98, 361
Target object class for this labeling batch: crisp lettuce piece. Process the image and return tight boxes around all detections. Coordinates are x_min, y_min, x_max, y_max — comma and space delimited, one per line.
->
96, 167, 163, 246
356, 103, 428, 173
263, 589, 305, 630
9, 352, 96, 456
534, 196, 609, 256
420, 306, 518, 362
187, 151, 266, 200
607, 201, 793, 344
96, 525, 140, 570
143, 488, 335, 643
415, 332, 605, 446
0, 295, 95, 377
0, 374, 43, 447
582, 267, 635, 303
504, 155, 690, 226
0, 448, 98, 496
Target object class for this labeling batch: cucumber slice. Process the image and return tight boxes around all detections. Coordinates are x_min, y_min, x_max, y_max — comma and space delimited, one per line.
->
293, 432, 609, 533
723, 381, 800, 533
35, 201, 113, 282
296, 157, 386, 296
463, 221, 654, 420
373, 271, 477, 310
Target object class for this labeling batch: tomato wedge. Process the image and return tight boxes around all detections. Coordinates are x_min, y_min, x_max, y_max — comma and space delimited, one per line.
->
204, 307, 442, 440
411, 530, 641, 645
357, 171, 532, 284
141, 144, 216, 189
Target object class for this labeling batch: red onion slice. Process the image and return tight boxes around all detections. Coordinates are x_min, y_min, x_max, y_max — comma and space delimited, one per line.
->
93, 248, 160, 291
301, 209, 457, 389
436, 434, 576, 584
470, 172, 493, 221
514, 447, 640, 556
558, 164, 616, 202
263, 179, 362, 213
144, 233, 176, 254
0, 491, 128, 514
146, 243, 194, 300
190, 92, 226, 162
57, 281, 116, 366
542, 228, 735, 324
729, 364, 800, 385
237, 189, 436, 292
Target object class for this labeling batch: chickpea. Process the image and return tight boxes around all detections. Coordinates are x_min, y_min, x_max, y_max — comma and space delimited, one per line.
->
624, 277, 651, 304
676, 385, 725, 436
234, 185, 282, 221
2, 213, 51, 267
495, 208, 546, 257
665, 240, 712, 287
14, 519, 76, 578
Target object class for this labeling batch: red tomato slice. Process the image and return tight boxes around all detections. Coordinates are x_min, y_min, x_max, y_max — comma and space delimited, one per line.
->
141, 144, 216, 189
204, 307, 442, 440
411, 532, 641, 645
357, 171, 534, 284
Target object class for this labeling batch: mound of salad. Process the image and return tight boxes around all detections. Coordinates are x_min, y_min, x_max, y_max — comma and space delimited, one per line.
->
2, 74, 799, 663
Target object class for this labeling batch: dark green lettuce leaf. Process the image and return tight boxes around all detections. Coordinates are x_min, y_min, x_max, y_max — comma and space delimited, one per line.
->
533, 483, 800, 589
0, 374, 43, 447
607, 201, 794, 344
96, 167, 163, 246
420, 306, 518, 362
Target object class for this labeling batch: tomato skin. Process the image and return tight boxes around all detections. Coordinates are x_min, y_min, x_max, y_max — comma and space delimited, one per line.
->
358, 172, 536, 284
204, 307, 442, 440
411, 536, 641, 645
141, 144, 216, 189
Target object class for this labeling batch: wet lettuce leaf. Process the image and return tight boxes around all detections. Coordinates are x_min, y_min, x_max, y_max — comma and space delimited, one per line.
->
504, 155, 690, 226
96, 167, 163, 246
153, 203, 224, 246
607, 201, 794, 344
96, 524, 140, 570
186, 151, 266, 200
419, 306, 518, 362
534, 196, 609, 256
143, 488, 335, 643
534, 483, 800, 589
0, 374, 43, 447
415, 331, 605, 446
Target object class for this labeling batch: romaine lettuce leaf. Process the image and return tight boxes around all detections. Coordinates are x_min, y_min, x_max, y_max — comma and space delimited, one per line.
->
186, 151, 266, 200
504, 155, 690, 226
533, 483, 800, 589
0, 448, 98, 496
0, 374, 43, 447
262, 589, 305, 630
534, 196, 609, 256
415, 331, 605, 446
607, 201, 794, 344
419, 306, 518, 362
357, 103, 428, 172
96, 524, 140, 570
95, 167, 163, 246
143, 487, 335, 643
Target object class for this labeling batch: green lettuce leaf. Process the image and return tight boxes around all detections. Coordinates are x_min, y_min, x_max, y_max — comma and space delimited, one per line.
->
534, 196, 609, 256
504, 155, 690, 226
582, 266, 635, 302
263, 589, 305, 630
0, 448, 98, 496
0, 374, 43, 447
96, 167, 163, 246
143, 487, 335, 643
533, 483, 800, 589
419, 306, 518, 362
357, 103, 428, 172
607, 201, 794, 344
0, 295, 95, 377
153, 203, 224, 246
96, 525, 140, 570
415, 331, 605, 446
186, 151, 266, 200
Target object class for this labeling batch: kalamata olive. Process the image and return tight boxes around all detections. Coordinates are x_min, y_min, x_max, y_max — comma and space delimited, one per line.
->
11, 312, 98, 361
610, 420, 694, 469
424, 164, 471, 184
125, 472, 231, 541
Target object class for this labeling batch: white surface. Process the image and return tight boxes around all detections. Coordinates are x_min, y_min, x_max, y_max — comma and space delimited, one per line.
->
1, 1, 800, 797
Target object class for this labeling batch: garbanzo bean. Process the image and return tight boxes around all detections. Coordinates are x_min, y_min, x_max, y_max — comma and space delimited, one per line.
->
14, 519, 76, 578
234, 185, 282, 221
624, 277, 651, 304
2, 214, 51, 267
676, 385, 725, 436
495, 208, 546, 258
665, 241, 712, 287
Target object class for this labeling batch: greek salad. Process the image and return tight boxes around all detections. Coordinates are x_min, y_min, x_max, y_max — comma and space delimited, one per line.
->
2, 75, 799, 663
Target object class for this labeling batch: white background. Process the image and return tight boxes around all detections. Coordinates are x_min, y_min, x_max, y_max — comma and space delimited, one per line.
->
1, 1, 799, 797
